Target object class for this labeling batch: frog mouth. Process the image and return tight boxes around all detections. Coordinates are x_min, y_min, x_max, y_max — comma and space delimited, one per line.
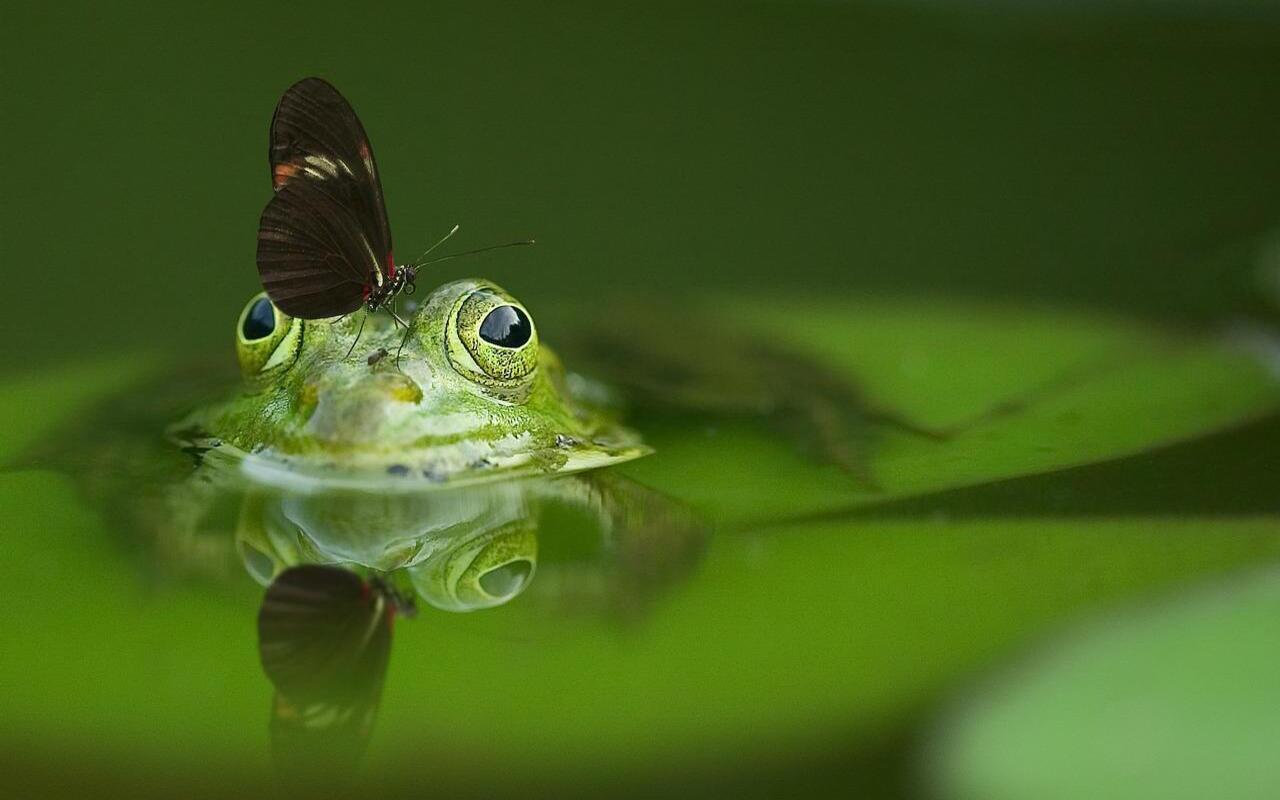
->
177, 430, 651, 494
234, 440, 651, 493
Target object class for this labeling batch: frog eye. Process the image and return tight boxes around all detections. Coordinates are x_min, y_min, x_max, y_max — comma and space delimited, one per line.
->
478, 305, 532, 348
236, 292, 302, 377
241, 296, 276, 341
447, 287, 539, 392
408, 521, 537, 612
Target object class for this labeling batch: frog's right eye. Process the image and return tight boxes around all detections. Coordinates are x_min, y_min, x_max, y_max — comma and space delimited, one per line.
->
236, 292, 301, 377
241, 296, 276, 341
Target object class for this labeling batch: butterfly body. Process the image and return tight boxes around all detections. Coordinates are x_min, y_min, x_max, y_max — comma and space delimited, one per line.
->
363, 263, 417, 311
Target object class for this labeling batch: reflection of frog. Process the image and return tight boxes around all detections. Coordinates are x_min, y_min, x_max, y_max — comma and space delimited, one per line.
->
172, 280, 648, 490
245, 472, 706, 780
235, 471, 706, 617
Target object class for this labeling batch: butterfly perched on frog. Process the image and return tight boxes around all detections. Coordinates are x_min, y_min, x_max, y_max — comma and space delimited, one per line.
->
256, 77, 531, 362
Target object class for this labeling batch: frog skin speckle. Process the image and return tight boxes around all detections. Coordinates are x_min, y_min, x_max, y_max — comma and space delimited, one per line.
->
175, 278, 648, 490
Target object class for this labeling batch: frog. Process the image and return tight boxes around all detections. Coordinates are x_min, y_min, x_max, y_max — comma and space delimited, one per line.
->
131, 277, 703, 619
11, 275, 706, 613
172, 278, 650, 491
161, 290, 706, 772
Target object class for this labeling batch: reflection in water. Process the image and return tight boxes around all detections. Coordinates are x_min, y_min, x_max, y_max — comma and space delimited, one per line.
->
257, 565, 415, 775
234, 472, 706, 616
218, 471, 707, 775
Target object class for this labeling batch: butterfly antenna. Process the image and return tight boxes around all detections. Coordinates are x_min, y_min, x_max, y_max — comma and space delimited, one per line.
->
419, 239, 536, 266
409, 224, 461, 267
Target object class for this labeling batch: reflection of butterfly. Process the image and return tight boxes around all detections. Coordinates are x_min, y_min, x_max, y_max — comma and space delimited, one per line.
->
256, 565, 415, 775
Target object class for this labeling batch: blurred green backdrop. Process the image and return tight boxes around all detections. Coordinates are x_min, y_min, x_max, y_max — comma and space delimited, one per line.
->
4, 2, 1280, 798
4, 1, 1280, 373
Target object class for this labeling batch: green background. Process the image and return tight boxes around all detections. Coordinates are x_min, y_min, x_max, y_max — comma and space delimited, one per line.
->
5, 1, 1280, 372
4, 2, 1280, 798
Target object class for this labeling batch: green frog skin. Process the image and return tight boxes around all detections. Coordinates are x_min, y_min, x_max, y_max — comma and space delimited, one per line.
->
178, 279, 648, 490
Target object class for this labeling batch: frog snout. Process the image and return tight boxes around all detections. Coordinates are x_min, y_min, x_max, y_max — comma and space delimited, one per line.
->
305, 373, 424, 444
338, 373, 424, 412
378, 373, 424, 404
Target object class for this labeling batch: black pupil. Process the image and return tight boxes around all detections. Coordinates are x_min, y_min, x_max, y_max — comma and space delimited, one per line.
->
243, 297, 276, 340
478, 305, 531, 348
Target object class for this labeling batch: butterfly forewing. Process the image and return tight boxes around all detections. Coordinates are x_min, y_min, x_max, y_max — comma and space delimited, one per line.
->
257, 78, 395, 318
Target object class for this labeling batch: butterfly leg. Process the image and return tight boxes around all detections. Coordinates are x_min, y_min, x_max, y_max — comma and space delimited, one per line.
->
344, 311, 368, 360
387, 304, 413, 367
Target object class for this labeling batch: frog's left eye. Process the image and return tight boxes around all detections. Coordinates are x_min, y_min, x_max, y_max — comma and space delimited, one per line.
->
236, 292, 301, 377
478, 305, 532, 348
447, 287, 539, 394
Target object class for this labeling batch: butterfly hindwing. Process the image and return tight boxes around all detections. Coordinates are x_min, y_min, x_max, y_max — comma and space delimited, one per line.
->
257, 178, 380, 318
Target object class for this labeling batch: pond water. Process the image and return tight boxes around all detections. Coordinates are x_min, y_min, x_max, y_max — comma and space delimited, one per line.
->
3, 2, 1280, 798
4, 291, 1278, 798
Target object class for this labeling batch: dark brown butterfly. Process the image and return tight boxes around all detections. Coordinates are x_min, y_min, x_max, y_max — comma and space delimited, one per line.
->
257, 564, 416, 776
255, 78, 531, 342
256, 78, 410, 320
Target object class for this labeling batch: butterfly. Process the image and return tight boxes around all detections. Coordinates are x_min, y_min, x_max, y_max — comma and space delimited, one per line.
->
256, 564, 416, 776
255, 78, 530, 359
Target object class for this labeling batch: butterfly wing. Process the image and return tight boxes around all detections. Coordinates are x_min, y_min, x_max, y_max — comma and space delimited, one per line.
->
257, 565, 393, 700
257, 178, 382, 318
256, 78, 395, 318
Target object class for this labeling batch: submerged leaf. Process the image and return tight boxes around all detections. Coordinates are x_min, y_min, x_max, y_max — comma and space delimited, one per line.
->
619, 298, 1280, 524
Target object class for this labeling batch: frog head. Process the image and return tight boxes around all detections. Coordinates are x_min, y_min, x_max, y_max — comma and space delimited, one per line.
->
188, 278, 647, 489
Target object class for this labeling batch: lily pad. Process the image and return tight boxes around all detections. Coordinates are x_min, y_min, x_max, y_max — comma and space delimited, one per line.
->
926, 565, 1280, 800
8, 299, 1276, 527
621, 297, 1280, 524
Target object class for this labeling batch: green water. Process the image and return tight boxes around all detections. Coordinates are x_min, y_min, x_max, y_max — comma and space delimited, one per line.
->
3, 2, 1280, 797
